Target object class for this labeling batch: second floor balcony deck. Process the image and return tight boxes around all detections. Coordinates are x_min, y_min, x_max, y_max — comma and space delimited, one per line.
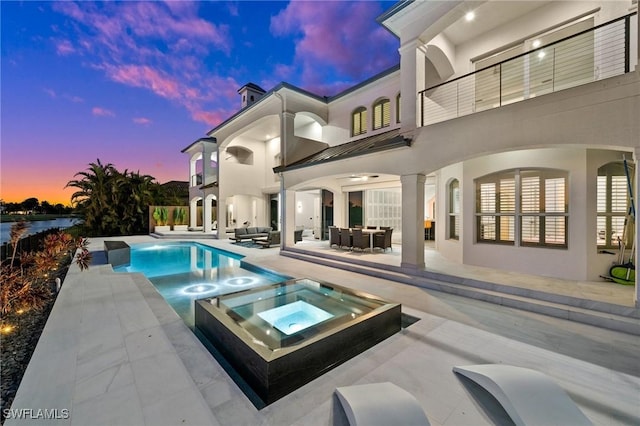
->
419, 13, 637, 128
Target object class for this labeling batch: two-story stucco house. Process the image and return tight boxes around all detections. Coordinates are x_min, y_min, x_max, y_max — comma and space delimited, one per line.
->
182, 0, 640, 305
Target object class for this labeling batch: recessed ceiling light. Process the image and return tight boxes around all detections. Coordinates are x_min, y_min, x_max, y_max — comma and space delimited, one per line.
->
538, 51, 546, 59
532, 39, 541, 48
465, 11, 475, 22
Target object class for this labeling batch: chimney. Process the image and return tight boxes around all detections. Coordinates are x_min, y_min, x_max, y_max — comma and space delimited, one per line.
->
238, 83, 266, 109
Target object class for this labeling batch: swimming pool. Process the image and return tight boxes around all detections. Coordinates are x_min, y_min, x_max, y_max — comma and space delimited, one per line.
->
113, 242, 289, 327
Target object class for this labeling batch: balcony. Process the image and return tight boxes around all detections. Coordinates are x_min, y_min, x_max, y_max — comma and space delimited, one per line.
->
419, 13, 637, 127
191, 173, 203, 187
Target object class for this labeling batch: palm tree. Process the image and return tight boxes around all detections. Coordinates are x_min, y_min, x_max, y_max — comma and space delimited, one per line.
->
66, 159, 119, 236
66, 160, 163, 236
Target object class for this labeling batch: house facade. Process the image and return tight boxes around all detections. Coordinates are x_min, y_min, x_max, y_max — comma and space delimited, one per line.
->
183, 0, 640, 305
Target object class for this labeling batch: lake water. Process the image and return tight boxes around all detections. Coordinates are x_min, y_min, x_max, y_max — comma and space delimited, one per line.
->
0, 218, 79, 244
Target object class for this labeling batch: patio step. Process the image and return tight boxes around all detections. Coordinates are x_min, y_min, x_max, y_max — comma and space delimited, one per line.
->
281, 248, 640, 336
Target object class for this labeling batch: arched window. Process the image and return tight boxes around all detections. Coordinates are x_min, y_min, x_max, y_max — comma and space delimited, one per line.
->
351, 106, 367, 136
396, 93, 401, 123
372, 98, 391, 130
449, 179, 460, 240
476, 169, 568, 247
597, 161, 633, 247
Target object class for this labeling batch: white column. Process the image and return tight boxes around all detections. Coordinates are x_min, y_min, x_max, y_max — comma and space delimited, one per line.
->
281, 111, 296, 167
203, 195, 212, 233
635, 13, 639, 73
189, 198, 198, 229
333, 190, 345, 228
633, 148, 640, 307
401, 174, 426, 271
281, 188, 296, 247
217, 198, 226, 238
399, 39, 424, 132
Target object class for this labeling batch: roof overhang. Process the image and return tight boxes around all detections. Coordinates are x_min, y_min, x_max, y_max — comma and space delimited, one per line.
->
180, 137, 217, 153
274, 129, 411, 173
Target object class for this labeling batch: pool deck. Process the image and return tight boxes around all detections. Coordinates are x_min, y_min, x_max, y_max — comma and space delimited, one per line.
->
6, 235, 640, 425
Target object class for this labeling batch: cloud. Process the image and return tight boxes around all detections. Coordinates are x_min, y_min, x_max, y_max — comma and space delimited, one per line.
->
190, 110, 230, 127
52, 1, 236, 127
43, 88, 57, 98
92, 107, 115, 117
64, 94, 84, 103
54, 39, 75, 56
133, 117, 152, 125
44, 88, 84, 103
270, 1, 398, 96
105, 64, 183, 100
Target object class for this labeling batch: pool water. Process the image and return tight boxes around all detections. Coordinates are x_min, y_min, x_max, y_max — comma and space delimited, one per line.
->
114, 242, 288, 327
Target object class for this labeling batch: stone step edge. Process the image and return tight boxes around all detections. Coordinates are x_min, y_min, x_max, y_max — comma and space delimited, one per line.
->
283, 247, 639, 319
280, 249, 640, 337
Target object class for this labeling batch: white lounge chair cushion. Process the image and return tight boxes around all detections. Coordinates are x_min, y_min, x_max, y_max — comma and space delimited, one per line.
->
335, 382, 430, 426
453, 364, 592, 426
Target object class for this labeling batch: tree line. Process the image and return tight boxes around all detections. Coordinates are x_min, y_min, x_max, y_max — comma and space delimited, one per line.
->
1, 198, 74, 215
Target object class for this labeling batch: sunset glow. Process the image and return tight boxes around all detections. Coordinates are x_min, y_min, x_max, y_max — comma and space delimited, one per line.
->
1, 1, 399, 205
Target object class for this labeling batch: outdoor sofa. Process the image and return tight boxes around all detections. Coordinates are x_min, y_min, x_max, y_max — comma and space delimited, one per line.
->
230, 226, 272, 242
254, 230, 281, 248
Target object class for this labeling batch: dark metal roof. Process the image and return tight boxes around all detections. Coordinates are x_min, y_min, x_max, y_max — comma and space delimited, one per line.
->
237, 82, 266, 94
273, 129, 411, 173
180, 137, 217, 153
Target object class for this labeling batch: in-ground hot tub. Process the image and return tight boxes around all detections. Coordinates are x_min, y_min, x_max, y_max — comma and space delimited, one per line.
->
195, 278, 401, 404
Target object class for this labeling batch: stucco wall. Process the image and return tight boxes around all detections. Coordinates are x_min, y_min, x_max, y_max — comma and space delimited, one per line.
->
327, 71, 401, 145
460, 148, 588, 280
294, 191, 318, 230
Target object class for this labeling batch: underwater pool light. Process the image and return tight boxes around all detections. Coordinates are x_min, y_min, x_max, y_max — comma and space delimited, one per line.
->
182, 284, 219, 295
225, 276, 258, 287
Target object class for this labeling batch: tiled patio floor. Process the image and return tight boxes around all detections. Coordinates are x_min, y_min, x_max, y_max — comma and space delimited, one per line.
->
6, 235, 640, 425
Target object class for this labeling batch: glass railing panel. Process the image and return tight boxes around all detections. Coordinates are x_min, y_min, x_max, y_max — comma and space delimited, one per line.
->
474, 67, 501, 112
419, 13, 634, 127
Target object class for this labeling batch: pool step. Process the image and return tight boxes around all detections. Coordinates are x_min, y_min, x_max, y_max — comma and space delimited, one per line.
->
280, 248, 640, 336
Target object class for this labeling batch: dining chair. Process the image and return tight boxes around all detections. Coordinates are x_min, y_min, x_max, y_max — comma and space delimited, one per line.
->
351, 228, 369, 252
329, 226, 340, 248
340, 228, 352, 249
374, 228, 393, 251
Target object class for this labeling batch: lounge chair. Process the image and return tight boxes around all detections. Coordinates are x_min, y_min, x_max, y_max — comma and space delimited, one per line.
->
334, 382, 430, 426
453, 364, 592, 426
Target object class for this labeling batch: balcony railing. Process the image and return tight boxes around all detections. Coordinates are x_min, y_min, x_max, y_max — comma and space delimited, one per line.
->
191, 173, 203, 187
419, 13, 637, 127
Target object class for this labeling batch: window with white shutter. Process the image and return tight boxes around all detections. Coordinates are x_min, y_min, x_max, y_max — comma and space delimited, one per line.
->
476, 169, 568, 248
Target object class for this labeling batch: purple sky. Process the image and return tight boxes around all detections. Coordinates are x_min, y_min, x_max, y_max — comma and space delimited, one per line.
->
1, 1, 399, 205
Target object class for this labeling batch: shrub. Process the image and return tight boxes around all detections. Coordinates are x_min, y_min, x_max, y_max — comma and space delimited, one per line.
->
173, 207, 187, 225
153, 207, 168, 226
